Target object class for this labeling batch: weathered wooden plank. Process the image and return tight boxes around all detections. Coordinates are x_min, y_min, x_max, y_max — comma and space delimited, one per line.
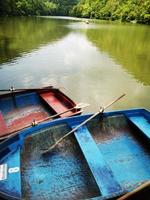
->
72, 125, 122, 196
128, 116, 150, 139
40, 92, 73, 117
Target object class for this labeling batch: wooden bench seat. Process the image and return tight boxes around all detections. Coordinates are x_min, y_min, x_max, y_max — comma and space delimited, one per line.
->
71, 124, 122, 196
40, 92, 73, 118
127, 115, 150, 139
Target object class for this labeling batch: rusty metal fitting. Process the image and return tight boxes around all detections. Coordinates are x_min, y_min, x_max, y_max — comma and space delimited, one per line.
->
32, 119, 38, 126
99, 106, 104, 113
9, 86, 15, 92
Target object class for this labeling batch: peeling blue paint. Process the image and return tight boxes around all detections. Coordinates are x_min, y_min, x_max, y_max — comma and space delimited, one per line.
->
128, 115, 150, 139
98, 135, 150, 190
0, 92, 40, 114
0, 148, 21, 199
72, 125, 123, 196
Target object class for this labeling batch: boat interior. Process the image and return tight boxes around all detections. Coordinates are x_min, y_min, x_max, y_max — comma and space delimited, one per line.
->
20, 113, 150, 199
0, 90, 78, 137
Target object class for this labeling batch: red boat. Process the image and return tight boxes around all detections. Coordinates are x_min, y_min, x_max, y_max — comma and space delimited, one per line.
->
0, 86, 82, 139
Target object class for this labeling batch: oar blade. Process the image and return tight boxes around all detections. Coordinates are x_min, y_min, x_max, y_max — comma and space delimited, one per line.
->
75, 103, 90, 109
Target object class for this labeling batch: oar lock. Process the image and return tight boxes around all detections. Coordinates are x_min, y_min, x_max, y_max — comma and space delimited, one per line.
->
99, 106, 104, 113
9, 86, 15, 92
32, 119, 38, 126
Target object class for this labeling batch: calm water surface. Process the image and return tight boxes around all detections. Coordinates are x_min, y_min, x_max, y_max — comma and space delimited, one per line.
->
0, 17, 150, 112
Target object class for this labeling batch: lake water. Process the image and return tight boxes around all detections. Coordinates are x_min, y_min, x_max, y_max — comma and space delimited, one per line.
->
0, 16, 150, 112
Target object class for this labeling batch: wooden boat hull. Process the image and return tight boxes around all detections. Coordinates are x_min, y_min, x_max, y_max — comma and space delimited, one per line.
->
0, 108, 150, 199
0, 86, 81, 139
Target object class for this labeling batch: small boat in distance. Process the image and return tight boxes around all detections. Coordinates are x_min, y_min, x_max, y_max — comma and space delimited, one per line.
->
0, 86, 82, 139
0, 108, 149, 200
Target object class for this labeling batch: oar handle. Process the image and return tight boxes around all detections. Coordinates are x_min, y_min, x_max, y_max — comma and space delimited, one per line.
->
117, 181, 150, 200
104, 94, 126, 110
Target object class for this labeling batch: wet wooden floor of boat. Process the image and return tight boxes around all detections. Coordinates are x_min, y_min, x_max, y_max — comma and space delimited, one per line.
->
0, 92, 56, 136
87, 115, 150, 190
21, 124, 100, 200
3, 105, 50, 135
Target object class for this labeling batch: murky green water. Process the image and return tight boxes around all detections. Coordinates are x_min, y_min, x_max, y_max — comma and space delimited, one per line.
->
0, 17, 150, 112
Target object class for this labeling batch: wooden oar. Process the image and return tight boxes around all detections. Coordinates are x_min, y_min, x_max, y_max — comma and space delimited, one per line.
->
33, 103, 89, 125
42, 94, 126, 154
0, 103, 89, 140
117, 181, 150, 200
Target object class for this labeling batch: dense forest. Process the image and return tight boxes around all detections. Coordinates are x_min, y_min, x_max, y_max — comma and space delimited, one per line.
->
72, 0, 150, 24
0, 0, 149, 24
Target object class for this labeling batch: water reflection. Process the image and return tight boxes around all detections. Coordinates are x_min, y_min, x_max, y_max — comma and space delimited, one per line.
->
85, 23, 150, 86
0, 33, 102, 88
66, 22, 99, 30
0, 17, 70, 64
0, 17, 149, 111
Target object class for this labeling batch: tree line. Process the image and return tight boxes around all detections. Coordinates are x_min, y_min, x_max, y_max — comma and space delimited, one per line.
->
0, 0, 149, 24
0, 0, 77, 16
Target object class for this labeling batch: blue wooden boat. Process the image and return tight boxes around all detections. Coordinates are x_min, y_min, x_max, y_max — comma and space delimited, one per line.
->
0, 86, 81, 140
0, 108, 150, 199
